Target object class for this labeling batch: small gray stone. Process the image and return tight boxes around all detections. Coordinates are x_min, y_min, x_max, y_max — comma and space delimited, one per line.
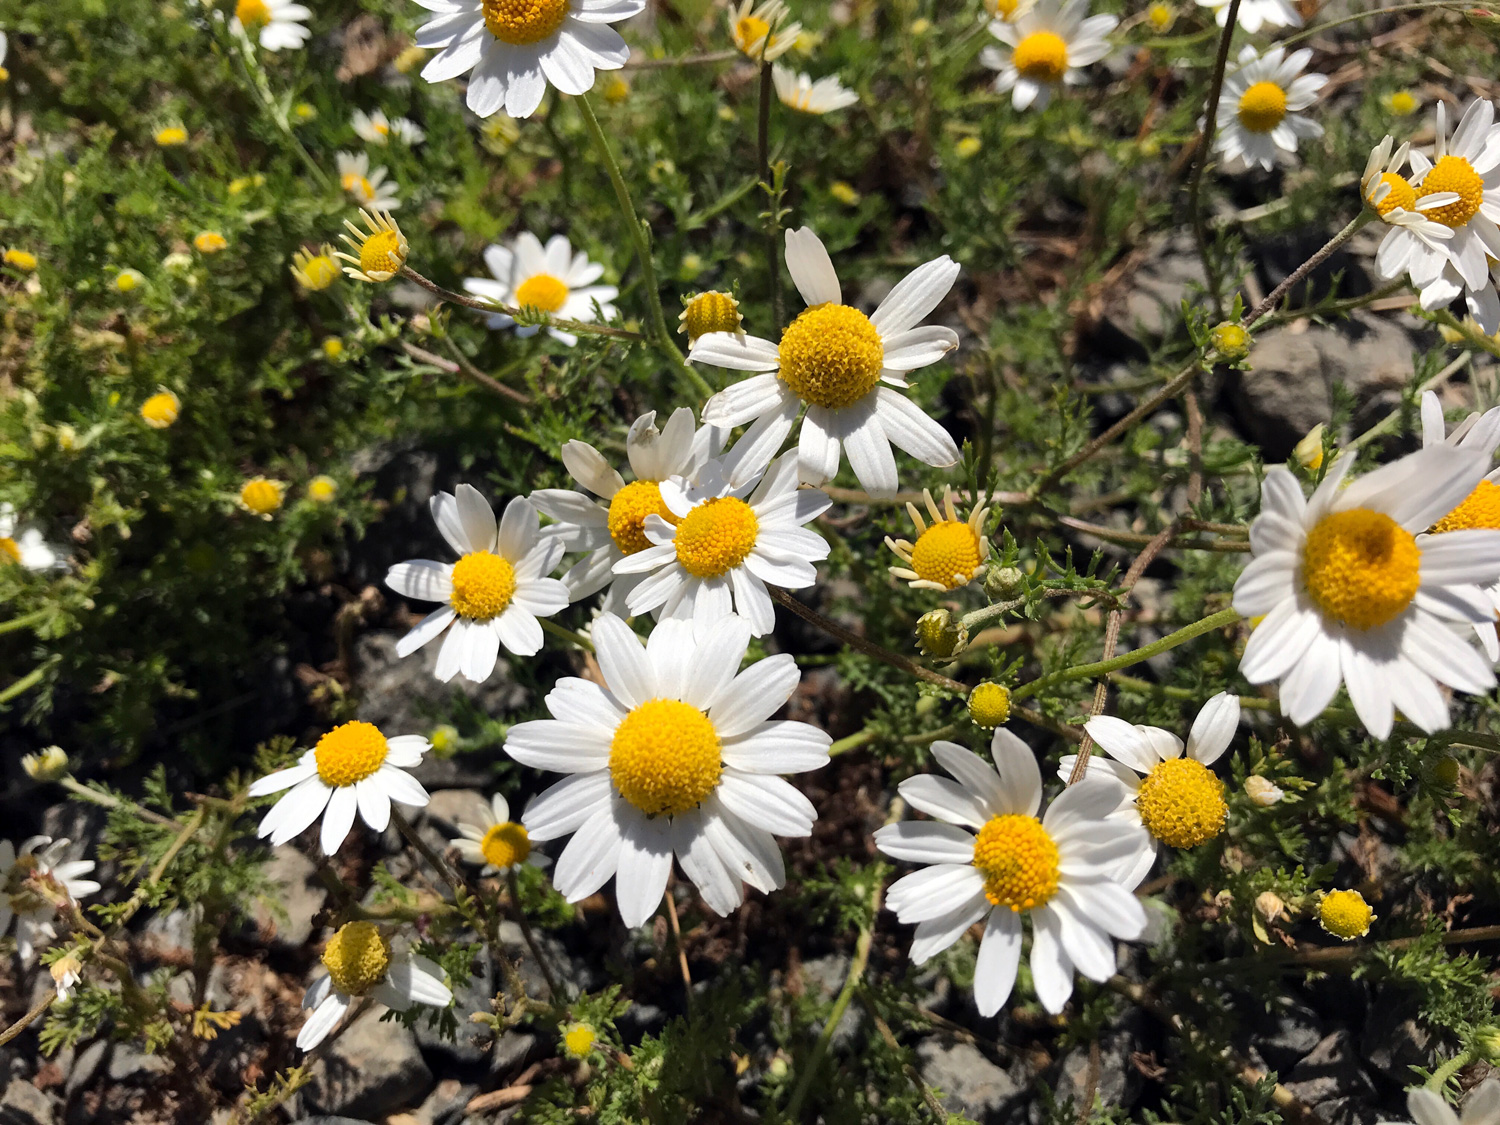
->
916, 1038, 1020, 1119
1360, 1001, 1436, 1083
62, 1041, 108, 1098
1285, 1030, 1379, 1125
287, 1118, 377, 1125
1250, 999, 1324, 1073
252, 845, 328, 951
142, 906, 200, 962
1054, 1010, 1146, 1111
799, 954, 862, 1049
306, 1006, 434, 1118
105, 1044, 170, 1082
409, 1078, 478, 1125
0, 1079, 56, 1125
422, 790, 491, 833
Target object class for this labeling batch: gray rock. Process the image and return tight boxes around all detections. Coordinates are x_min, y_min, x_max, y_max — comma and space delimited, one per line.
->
1110, 231, 1208, 343
416, 945, 490, 1066
916, 1038, 1020, 1119
1285, 1030, 1380, 1125
105, 1044, 170, 1082
0, 1079, 55, 1125
422, 790, 492, 833
62, 1041, 107, 1098
40, 805, 106, 861
799, 954, 862, 1049
287, 1118, 376, 1125
306, 1006, 434, 1118
1250, 999, 1324, 1073
142, 905, 199, 962
251, 845, 328, 951
409, 1078, 478, 1125
1054, 1009, 1146, 1111
1360, 1001, 1436, 1083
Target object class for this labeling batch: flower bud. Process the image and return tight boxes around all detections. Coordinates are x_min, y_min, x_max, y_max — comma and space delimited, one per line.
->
983, 565, 1026, 601
915, 609, 967, 659
968, 683, 1011, 729
1244, 775, 1284, 807
1255, 891, 1286, 923
1474, 1026, 1500, 1063
1318, 889, 1374, 940
1293, 424, 1326, 471
22, 746, 70, 781
1209, 322, 1251, 360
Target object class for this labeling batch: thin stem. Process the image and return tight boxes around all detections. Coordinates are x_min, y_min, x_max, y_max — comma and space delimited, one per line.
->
399, 267, 643, 341
0, 656, 58, 707
391, 807, 468, 897
0, 608, 48, 637
225, 21, 331, 191
757, 60, 783, 332
622, 48, 739, 69
506, 869, 562, 1004
1243, 212, 1374, 328
662, 882, 693, 1016
1186, 0, 1243, 320
58, 775, 180, 827
539, 617, 595, 653
1348, 351, 1472, 451
1432, 309, 1500, 359
0, 994, 55, 1047
1277, 0, 1461, 48
1109, 672, 1278, 709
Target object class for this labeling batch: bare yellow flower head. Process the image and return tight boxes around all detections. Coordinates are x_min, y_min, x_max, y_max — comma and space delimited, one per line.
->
968, 683, 1012, 728
910, 17, 931, 34
322, 336, 345, 359
239, 477, 286, 516
228, 174, 266, 197
830, 181, 861, 207
679, 290, 744, 344
393, 45, 427, 72
307, 475, 338, 503
293, 102, 318, 121
115, 268, 145, 293
337, 210, 408, 283
1383, 89, 1419, 116
562, 1022, 597, 1058
1293, 424, 1326, 471
3, 249, 38, 272
154, 126, 189, 147
915, 608, 968, 659
886, 487, 991, 591
429, 723, 461, 755
195, 231, 228, 254
1209, 321, 1250, 360
603, 74, 631, 103
322, 921, 391, 996
140, 390, 182, 429
1146, 2, 1175, 30
291, 245, 340, 291
955, 136, 982, 159
1318, 889, 1374, 940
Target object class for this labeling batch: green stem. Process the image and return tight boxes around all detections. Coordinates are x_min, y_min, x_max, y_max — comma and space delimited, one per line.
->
539, 617, 595, 653
1348, 351, 1473, 451
0, 609, 48, 637
0, 655, 59, 707
1277, 0, 1462, 48
507, 869, 563, 1004
225, 21, 331, 191
1109, 673, 1277, 710
756, 60, 783, 332
1427, 1048, 1478, 1093
1186, 0, 1243, 321
1243, 212, 1374, 329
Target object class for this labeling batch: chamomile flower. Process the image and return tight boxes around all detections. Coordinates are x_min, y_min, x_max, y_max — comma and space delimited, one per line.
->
462, 232, 619, 346
506, 614, 832, 926
412, 0, 642, 120
449, 793, 551, 875
875, 731, 1149, 1015
1379, 1077, 1500, 1125
1232, 444, 1500, 739
51, 955, 82, 1001
612, 450, 832, 637
0, 505, 64, 571
0, 31, 8, 81
772, 66, 859, 114
1063, 693, 1240, 888
979, 0, 1118, 113
729, 0, 801, 61
1318, 889, 1374, 940
232, 0, 312, 51
885, 487, 991, 591
385, 486, 570, 678
352, 108, 426, 146
290, 245, 341, 291
297, 922, 452, 1050
692, 227, 961, 497
1366, 135, 1458, 294
1213, 45, 1326, 173
1194, 0, 1299, 33
336, 210, 408, 283
250, 723, 432, 855
529, 408, 727, 614
0, 837, 100, 962
335, 151, 400, 211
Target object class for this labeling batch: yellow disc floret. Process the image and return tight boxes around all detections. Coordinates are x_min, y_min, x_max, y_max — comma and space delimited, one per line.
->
3, 250, 38, 272
909, 522, 983, 589
735, 14, 771, 53
449, 551, 518, 621
680, 291, 744, 343
195, 231, 228, 254
141, 391, 181, 429
0, 539, 20, 564
563, 1022, 597, 1058
609, 699, 723, 817
777, 304, 884, 410
673, 497, 759, 578
968, 682, 1012, 729
972, 814, 1061, 911
1370, 172, 1417, 218
360, 230, 405, 278
1431, 479, 1500, 533
608, 480, 675, 555
514, 273, 570, 313
1301, 508, 1421, 631
292, 247, 340, 291
1420, 155, 1485, 228
1011, 31, 1069, 84
321, 921, 392, 995
154, 126, 188, 147
482, 0, 569, 45
240, 478, 285, 514
314, 721, 391, 788
236, 0, 271, 28
1318, 889, 1374, 940
480, 821, 532, 869
307, 475, 338, 502
1237, 81, 1288, 133
1135, 757, 1227, 848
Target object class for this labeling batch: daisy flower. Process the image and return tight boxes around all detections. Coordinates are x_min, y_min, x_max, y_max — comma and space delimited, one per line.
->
336, 210, 408, 284
729, 0, 800, 61
691, 227, 961, 498
884, 487, 991, 591
0, 505, 64, 571
1213, 45, 1326, 173
1062, 692, 1240, 889
298, 922, 452, 1050
1365, 135, 1457, 300
1381, 1080, 1500, 1125
385, 487, 570, 679
412, 0, 642, 120
506, 614, 832, 926
1194, 0, 1299, 33
449, 792, 551, 876
249, 722, 432, 856
462, 232, 619, 346
51, 955, 82, 1002
1232, 444, 1500, 738
978, 0, 1118, 113
0, 31, 8, 82
352, 108, 426, 146
529, 407, 727, 615
874, 730, 1149, 1016
335, 152, 400, 212
0, 837, 101, 962
232, 0, 312, 51
611, 450, 831, 636
772, 66, 858, 114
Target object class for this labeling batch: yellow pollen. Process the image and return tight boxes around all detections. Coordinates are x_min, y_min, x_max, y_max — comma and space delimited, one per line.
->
514, 273, 570, 313
909, 521, 983, 588
681, 291, 743, 343
314, 721, 390, 788
449, 551, 518, 621
321, 921, 392, 995
480, 822, 531, 868
1011, 31, 1070, 85
240, 478, 284, 514
1237, 81, 1288, 133
140, 391, 181, 429
359, 229, 406, 277
1370, 172, 1417, 217
1301, 508, 1420, 631
1318, 889, 1374, 940
236, 0, 271, 28
972, 814, 1061, 911
482, 0, 569, 44
967, 682, 1011, 729
673, 497, 759, 578
0, 538, 20, 564
777, 303, 884, 410
1421, 155, 1485, 228
563, 1023, 597, 1058
1135, 758, 1227, 848
609, 699, 723, 817
1431, 479, 1500, 533
607, 480, 675, 555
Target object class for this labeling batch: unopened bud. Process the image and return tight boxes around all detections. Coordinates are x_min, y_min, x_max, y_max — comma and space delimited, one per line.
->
1293, 424, 1326, 471
1429, 755, 1461, 788
1209, 322, 1251, 361
968, 683, 1012, 729
1255, 891, 1287, 923
983, 565, 1026, 601
22, 746, 70, 782
915, 609, 967, 659
1474, 1027, 1500, 1062
1244, 775, 1283, 807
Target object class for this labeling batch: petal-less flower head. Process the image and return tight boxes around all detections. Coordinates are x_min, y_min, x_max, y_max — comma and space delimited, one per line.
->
680, 290, 745, 344
297, 922, 453, 1050
978, 0, 1118, 112
0, 836, 101, 962
239, 477, 286, 516
692, 227, 961, 498
385, 485, 571, 681
307, 474, 339, 502
115, 268, 145, 293
0, 505, 65, 572
336, 210, 409, 283
1383, 89, 1420, 117
874, 731, 1149, 1016
1066, 692, 1240, 888
3, 249, 37, 272
140, 389, 182, 429
611, 450, 832, 637
885, 487, 991, 591
1194, 0, 1299, 32
506, 614, 832, 926
154, 125, 189, 147
1317, 888, 1374, 940
1232, 444, 1500, 739
772, 65, 858, 114
412, 0, 643, 120
291, 245, 341, 291
0, 31, 8, 81
233, 0, 312, 50
249, 722, 433, 855
335, 151, 401, 212
194, 231, 228, 254
462, 232, 619, 346
1212, 45, 1327, 173
729, 0, 800, 61
450, 792, 551, 875
352, 107, 427, 146
530, 407, 727, 614
1379, 1077, 1500, 1125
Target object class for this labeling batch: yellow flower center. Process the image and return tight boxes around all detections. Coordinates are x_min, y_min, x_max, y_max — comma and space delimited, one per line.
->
360, 229, 406, 277
155, 127, 188, 146
240, 479, 283, 514
342, 173, 375, 200
449, 551, 518, 621
1421, 154, 1486, 228
1319, 889, 1373, 939
967, 682, 1011, 729
777, 303, 885, 410
1147, 3, 1173, 28
909, 521, 983, 588
141, 392, 181, 429
971, 814, 1060, 912
321, 921, 392, 995
514, 273, 570, 313
673, 497, 759, 578
1387, 91, 1418, 116
1300, 508, 1421, 631
314, 721, 390, 788
308, 475, 338, 502
1237, 81, 1288, 133
563, 1023, 597, 1058
609, 699, 723, 817
480, 821, 532, 868
482, 0, 569, 44
195, 232, 228, 253
682, 291, 743, 342
1011, 31, 1070, 85
373, 120, 390, 135
1370, 171, 1417, 217
988, 0, 1021, 15
736, 14, 771, 52
607, 480, 675, 555
237, 0, 271, 29
296, 254, 340, 290
1431, 478, 1500, 533
0, 538, 20, 564
1135, 758, 1227, 848
3, 250, 38, 272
